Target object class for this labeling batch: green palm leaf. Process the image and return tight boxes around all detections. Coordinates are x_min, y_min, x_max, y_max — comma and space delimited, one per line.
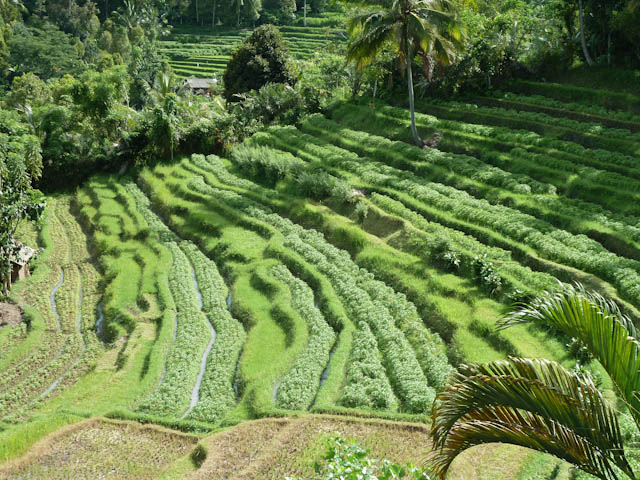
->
499, 283, 640, 426
431, 357, 634, 480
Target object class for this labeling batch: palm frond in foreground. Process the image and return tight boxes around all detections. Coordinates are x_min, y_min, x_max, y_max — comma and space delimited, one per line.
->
431, 284, 640, 480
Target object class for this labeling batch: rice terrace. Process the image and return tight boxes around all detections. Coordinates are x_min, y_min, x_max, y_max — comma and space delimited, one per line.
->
2, 0, 640, 478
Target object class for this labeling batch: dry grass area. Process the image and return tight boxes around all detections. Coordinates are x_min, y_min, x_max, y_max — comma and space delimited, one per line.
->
0, 415, 538, 479
447, 443, 534, 480
189, 415, 532, 480
0, 418, 198, 480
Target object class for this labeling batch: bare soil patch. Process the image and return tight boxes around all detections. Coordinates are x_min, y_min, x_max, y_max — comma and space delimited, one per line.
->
0, 303, 22, 328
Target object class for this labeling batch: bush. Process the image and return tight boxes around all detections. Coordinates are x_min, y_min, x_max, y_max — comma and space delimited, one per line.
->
223, 25, 296, 102
232, 83, 308, 127
286, 437, 432, 480
231, 143, 304, 186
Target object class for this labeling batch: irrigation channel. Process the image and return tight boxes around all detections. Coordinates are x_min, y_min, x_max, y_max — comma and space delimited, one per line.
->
41, 274, 87, 399
273, 381, 282, 406
50, 269, 64, 331
96, 302, 104, 340
181, 266, 216, 419
315, 300, 335, 387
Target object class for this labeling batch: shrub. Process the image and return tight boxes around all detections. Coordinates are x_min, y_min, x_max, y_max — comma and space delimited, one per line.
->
286, 437, 432, 480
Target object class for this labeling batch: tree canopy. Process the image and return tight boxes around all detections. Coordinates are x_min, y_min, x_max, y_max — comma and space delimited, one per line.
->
223, 24, 296, 102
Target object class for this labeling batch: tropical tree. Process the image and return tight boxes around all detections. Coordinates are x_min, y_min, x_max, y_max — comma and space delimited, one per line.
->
223, 24, 295, 102
578, 0, 594, 66
431, 283, 640, 480
229, 0, 260, 26
0, 108, 44, 294
344, 0, 464, 147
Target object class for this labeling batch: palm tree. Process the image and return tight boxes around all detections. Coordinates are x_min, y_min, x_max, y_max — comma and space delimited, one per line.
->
345, 0, 464, 147
431, 283, 640, 480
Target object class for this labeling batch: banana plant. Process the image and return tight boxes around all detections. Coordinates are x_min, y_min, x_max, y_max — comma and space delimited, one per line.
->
431, 283, 640, 480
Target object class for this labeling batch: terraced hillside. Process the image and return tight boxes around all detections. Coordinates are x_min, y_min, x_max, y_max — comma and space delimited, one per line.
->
159, 21, 345, 79
2, 77, 638, 478
0, 197, 102, 421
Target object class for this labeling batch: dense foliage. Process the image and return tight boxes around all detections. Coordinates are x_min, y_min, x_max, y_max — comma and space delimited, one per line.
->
0, 109, 44, 294
4, 0, 640, 476
223, 25, 296, 102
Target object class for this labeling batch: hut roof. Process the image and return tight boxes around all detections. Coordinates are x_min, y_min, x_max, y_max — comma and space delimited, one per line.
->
10, 242, 35, 266
184, 78, 217, 90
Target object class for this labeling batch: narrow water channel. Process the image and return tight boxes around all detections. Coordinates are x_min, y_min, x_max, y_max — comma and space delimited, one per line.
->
319, 345, 336, 387
96, 302, 104, 340
50, 269, 64, 331
181, 267, 216, 419
41, 283, 87, 399
273, 380, 281, 406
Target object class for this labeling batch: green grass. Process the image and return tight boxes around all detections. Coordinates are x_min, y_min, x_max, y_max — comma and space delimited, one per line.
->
5, 69, 639, 479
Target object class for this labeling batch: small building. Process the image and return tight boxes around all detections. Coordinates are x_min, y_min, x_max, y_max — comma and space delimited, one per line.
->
184, 77, 218, 96
2, 242, 35, 292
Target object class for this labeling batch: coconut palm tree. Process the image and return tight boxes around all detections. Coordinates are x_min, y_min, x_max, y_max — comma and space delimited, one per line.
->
431, 283, 640, 480
344, 0, 464, 147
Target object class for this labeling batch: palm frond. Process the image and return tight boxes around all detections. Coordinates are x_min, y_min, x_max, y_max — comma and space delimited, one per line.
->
431, 357, 634, 480
346, 12, 399, 69
499, 283, 640, 424
432, 408, 627, 480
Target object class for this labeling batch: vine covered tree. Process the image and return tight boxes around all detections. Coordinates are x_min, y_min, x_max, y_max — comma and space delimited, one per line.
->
344, 0, 464, 147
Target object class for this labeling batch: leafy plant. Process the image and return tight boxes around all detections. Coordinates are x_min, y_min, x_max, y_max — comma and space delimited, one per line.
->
286, 437, 432, 480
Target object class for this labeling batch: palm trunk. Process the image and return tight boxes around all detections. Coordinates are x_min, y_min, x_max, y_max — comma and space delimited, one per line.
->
579, 0, 594, 66
212, 0, 216, 28
195, 0, 199, 24
406, 51, 423, 147
303, 0, 307, 26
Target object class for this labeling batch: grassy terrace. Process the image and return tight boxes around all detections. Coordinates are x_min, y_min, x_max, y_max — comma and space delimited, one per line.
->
159, 20, 345, 79
2, 70, 638, 478
0, 197, 102, 420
